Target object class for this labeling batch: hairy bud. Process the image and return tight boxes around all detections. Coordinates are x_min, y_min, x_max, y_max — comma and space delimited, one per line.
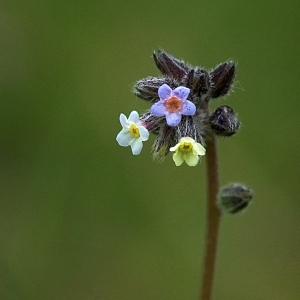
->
219, 183, 254, 214
210, 61, 235, 98
210, 105, 240, 136
153, 49, 189, 80
134, 77, 174, 102
186, 68, 210, 99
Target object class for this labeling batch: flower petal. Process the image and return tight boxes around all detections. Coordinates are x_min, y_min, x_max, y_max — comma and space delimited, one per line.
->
173, 152, 184, 166
139, 125, 149, 141
170, 143, 180, 152
158, 84, 172, 100
131, 140, 143, 155
180, 137, 194, 143
195, 142, 206, 156
182, 100, 196, 116
166, 113, 182, 127
116, 130, 131, 146
151, 101, 166, 117
119, 113, 128, 128
173, 86, 190, 100
128, 111, 140, 123
184, 153, 199, 166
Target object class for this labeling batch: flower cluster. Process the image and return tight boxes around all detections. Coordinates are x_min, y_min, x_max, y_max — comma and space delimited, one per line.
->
116, 50, 239, 166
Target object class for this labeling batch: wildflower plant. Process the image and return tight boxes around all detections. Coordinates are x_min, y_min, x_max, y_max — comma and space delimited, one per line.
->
116, 50, 253, 300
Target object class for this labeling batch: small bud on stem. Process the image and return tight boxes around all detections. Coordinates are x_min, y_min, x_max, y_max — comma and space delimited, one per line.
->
210, 105, 240, 136
219, 183, 254, 214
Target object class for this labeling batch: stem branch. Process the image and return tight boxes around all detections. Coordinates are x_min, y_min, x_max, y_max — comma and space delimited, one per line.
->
201, 135, 221, 300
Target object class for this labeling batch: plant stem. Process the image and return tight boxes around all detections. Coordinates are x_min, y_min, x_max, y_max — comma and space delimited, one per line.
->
200, 135, 221, 300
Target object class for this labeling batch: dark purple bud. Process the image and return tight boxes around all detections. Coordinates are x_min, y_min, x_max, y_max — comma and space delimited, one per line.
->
153, 49, 189, 80
210, 61, 235, 98
210, 105, 240, 136
219, 183, 254, 214
186, 68, 210, 98
134, 77, 172, 102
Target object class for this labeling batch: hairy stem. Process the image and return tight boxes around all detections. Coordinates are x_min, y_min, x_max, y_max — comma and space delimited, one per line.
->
201, 135, 221, 300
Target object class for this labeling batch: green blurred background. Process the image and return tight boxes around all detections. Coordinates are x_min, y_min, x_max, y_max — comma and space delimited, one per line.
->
0, 0, 299, 299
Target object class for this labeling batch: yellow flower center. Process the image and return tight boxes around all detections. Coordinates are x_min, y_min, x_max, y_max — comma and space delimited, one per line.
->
165, 96, 183, 113
179, 142, 193, 153
129, 124, 140, 138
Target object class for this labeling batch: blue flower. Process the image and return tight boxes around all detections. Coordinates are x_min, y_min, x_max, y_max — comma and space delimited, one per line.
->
150, 84, 196, 127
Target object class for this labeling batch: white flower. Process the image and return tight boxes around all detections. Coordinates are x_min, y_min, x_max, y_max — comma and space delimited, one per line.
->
116, 111, 150, 155
170, 137, 206, 166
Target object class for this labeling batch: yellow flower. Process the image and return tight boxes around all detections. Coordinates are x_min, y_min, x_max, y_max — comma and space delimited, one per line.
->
170, 137, 206, 166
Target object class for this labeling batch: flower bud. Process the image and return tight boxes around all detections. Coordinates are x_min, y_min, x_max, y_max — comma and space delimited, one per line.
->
134, 77, 171, 102
153, 49, 189, 80
219, 183, 254, 214
210, 61, 235, 98
186, 68, 210, 98
209, 105, 240, 136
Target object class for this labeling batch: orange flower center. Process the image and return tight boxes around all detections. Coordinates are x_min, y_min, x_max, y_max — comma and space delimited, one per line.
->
165, 96, 183, 113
